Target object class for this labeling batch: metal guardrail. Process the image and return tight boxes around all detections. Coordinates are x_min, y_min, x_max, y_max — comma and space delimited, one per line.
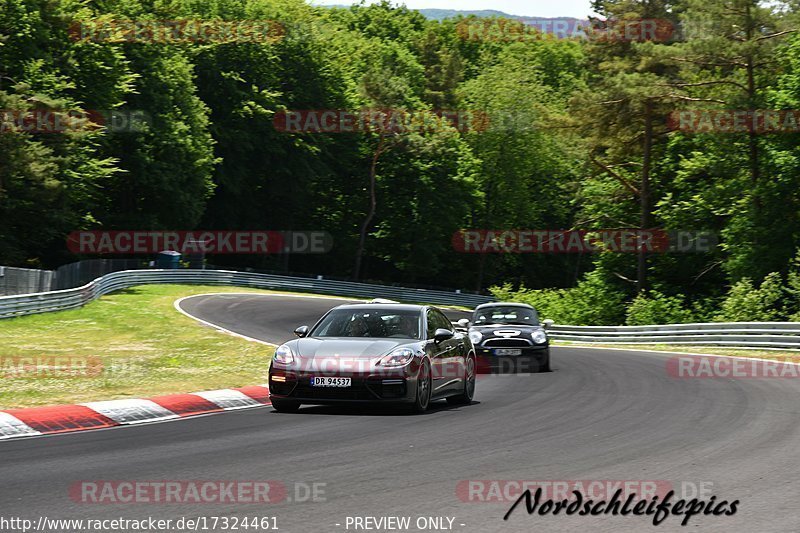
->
2, 270, 797, 349
548, 323, 800, 349
0, 269, 493, 319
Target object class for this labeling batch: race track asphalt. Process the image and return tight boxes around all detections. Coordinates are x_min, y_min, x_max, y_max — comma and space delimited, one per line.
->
2, 293, 799, 532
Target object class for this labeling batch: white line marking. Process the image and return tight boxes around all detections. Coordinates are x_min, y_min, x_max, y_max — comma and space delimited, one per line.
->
174, 295, 279, 347
82, 399, 179, 424
174, 292, 362, 347
195, 389, 263, 410
0, 412, 41, 440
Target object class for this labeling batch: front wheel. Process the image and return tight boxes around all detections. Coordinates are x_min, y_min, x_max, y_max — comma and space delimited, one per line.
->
271, 399, 301, 413
447, 355, 476, 405
535, 351, 551, 373
410, 360, 432, 414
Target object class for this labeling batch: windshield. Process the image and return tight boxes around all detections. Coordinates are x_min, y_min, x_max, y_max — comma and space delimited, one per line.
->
311, 309, 421, 339
473, 307, 539, 326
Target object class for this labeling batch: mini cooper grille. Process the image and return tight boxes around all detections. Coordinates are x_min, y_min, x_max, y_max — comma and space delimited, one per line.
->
483, 338, 532, 348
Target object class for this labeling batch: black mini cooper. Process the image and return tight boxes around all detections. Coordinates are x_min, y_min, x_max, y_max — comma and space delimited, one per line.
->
461, 302, 551, 373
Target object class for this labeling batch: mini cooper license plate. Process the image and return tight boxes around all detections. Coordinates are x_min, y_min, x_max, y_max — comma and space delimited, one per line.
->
310, 377, 352, 387
494, 349, 522, 356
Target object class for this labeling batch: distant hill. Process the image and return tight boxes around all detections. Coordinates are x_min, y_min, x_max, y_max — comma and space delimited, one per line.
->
314, 5, 527, 19
314, 5, 587, 27
416, 9, 516, 20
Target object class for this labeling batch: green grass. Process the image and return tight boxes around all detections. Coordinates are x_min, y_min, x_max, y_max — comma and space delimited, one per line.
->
554, 341, 800, 361
0, 285, 285, 409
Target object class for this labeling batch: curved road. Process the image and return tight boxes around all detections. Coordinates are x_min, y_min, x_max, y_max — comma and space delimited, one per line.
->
1, 294, 799, 532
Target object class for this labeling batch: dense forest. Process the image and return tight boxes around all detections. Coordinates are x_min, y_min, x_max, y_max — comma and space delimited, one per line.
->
2, 0, 800, 324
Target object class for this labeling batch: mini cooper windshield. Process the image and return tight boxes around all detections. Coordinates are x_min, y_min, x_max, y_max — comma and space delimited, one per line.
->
473, 307, 539, 326
312, 309, 422, 339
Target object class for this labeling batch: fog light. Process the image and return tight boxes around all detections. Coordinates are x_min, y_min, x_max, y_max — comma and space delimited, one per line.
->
379, 379, 405, 398
271, 375, 286, 382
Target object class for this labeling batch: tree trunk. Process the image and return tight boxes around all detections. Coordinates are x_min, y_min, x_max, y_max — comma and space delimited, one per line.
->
353, 135, 386, 281
638, 101, 654, 293
745, 2, 760, 186
475, 166, 497, 292
475, 253, 487, 292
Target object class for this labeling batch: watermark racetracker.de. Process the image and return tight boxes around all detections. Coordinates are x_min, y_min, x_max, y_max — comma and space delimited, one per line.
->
67, 231, 333, 255
273, 109, 490, 134
0, 109, 151, 133
667, 355, 800, 378
456, 18, 677, 43
0, 356, 104, 379
669, 110, 800, 134
68, 19, 285, 44
0, 356, 147, 379
452, 229, 717, 254
69, 480, 325, 504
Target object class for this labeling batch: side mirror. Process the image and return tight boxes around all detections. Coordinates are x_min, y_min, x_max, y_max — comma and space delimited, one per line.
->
294, 325, 310, 338
542, 319, 554, 329
457, 318, 470, 328
434, 328, 455, 343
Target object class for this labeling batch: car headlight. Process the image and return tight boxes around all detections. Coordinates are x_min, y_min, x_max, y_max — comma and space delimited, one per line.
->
468, 330, 483, 345
273, 344, 294, 365
377, 347, 415, 367
532, 330, 547, 344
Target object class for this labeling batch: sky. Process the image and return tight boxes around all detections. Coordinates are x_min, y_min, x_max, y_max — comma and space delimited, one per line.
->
309, 0, 596, 19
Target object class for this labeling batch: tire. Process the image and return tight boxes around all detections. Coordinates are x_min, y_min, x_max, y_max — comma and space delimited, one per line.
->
540, 357, 551, 373
535, 351, 551, 373
447, 354, 476, 405
410, 360, 432, 414
271, 399, 301, 413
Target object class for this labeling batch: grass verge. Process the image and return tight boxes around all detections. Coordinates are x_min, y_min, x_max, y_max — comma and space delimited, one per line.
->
0, 285, 283, 409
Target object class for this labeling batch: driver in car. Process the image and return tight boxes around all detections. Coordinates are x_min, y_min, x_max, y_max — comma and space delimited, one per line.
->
348, 314, 370, 337
397, 315, 419, 338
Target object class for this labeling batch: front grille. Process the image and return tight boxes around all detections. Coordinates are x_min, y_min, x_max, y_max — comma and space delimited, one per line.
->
483, 338, 532, 348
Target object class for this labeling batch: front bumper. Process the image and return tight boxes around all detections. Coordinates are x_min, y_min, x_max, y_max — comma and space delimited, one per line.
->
475, 345, 549, 373
268, 365, 421, 404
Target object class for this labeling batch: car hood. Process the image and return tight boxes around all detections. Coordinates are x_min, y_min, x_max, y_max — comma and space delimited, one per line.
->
291, 337, 410, 360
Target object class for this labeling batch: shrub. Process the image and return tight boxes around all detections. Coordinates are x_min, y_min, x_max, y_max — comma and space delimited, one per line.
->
625, 291, 696, 325
785, 252, 800, 321
787, 271, 800, 321
715, 272, 785, 322
489, 271, 627, 325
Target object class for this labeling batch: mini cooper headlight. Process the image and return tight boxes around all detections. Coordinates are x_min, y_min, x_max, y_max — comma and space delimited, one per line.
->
468, 330, 483, 345
377, 347, 415, 367
532, 330, 547, 344
273, 344, 295, 365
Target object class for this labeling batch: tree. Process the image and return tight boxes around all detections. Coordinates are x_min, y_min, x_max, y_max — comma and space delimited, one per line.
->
460, 41, 585, 290
575, 0, 685, 293
666, 0, 794, 280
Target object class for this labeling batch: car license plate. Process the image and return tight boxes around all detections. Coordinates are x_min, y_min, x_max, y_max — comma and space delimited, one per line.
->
494, 349, 522, 356
310, 377, 351, 388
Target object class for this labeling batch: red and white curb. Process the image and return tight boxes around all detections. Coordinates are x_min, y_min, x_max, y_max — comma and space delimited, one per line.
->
0, 385, 270, 441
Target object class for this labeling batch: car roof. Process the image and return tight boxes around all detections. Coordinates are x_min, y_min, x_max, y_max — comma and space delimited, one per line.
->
474, 302, 535, 310
334, 303, 427, 312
